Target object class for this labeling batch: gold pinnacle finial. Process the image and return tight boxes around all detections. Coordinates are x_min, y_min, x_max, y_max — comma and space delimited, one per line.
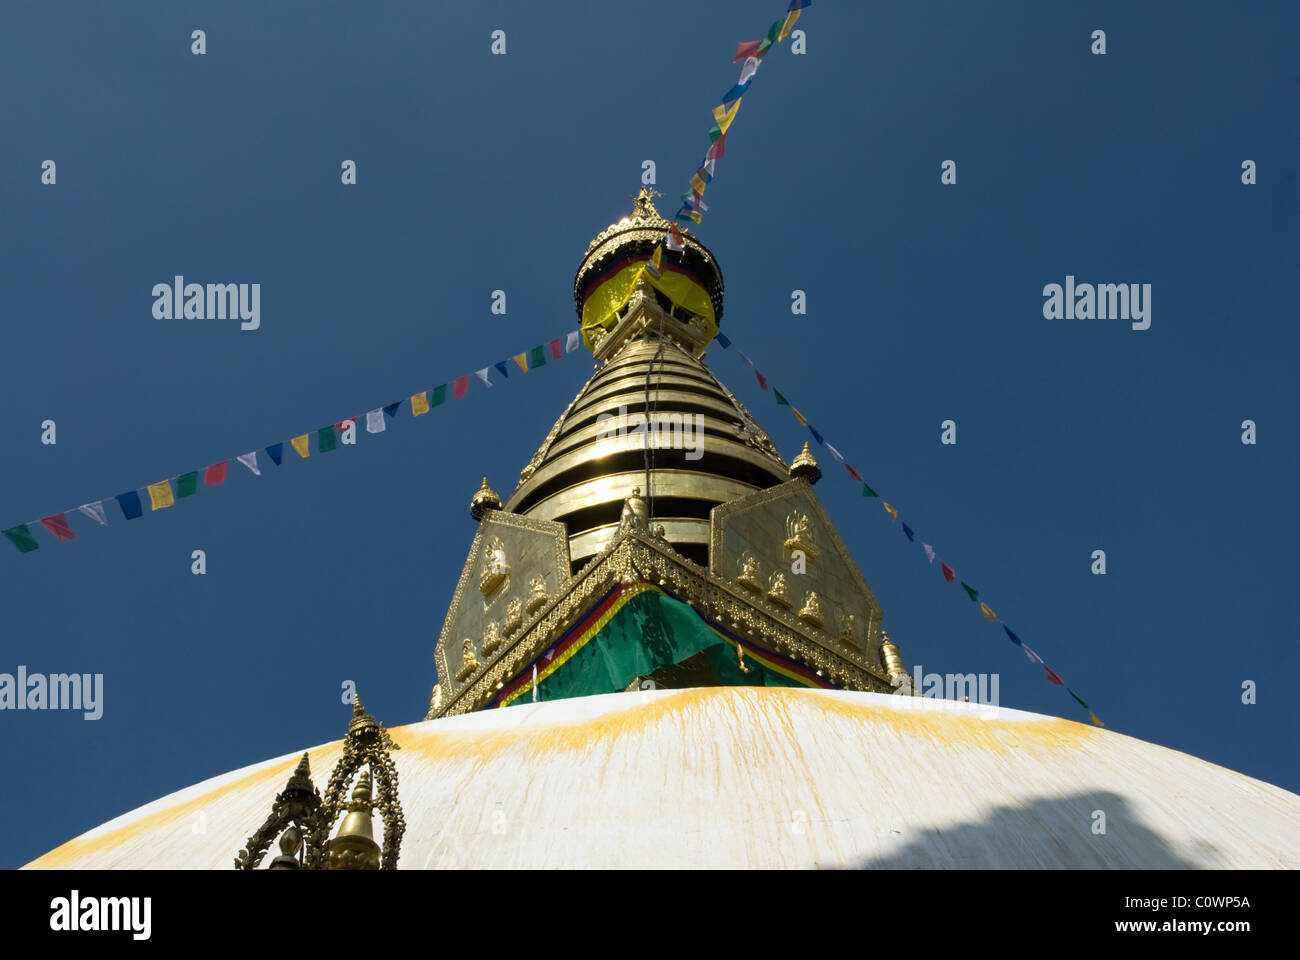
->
789, 442, 822, 485
470, 476, 502, 522
880, 630, 907, 683
348, 695, 378, 737
286, 753, 313, 793
631, 186, 662, 219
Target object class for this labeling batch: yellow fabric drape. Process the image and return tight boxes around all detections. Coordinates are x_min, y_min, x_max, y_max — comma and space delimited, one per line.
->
581, 261, 716, 349
290, 434, 310, 458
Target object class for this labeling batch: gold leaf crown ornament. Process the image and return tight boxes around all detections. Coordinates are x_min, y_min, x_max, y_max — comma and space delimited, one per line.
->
573, 186, 726, 354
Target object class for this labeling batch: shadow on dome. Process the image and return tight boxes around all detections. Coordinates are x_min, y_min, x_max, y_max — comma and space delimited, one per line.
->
854, 791, 1217, 869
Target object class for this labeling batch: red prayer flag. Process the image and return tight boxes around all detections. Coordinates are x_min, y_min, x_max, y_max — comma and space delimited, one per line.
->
755, 370, 768, 390
1044, 666, 1065, 685
453, 376, 470, 399
707, 134, 727, 160
334, 416, 357, 430
204, 462, 228, 486
734, 40, 761, 62
39, 513, 76, 542
941, 563, 955, 583
846, 464, 863, 482
550, 338, 563, 360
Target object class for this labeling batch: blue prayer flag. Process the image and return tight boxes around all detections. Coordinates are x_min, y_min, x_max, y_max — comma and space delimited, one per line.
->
116, 490, 144, 520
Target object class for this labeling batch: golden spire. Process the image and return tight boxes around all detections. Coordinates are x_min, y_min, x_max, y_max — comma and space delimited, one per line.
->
789, 442, 822, 485
234, 752, 326, 870
630, 185, 663, 221
348, 695, 378, 738
470, 476, 502, 522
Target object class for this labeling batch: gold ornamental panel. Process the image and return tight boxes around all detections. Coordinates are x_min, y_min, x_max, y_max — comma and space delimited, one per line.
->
710, 479, 885, 670
431, 511, 571, 708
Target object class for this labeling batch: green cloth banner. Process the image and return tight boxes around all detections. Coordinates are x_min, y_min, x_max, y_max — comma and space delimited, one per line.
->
522, 588, 802, 706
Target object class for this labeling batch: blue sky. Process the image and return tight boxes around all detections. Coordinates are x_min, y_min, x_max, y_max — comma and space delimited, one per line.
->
1, 1, 1296, 868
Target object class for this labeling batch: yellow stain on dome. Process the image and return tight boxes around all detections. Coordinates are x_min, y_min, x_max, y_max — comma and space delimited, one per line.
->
394, 687, 1096, 765
26, 747, 344, 869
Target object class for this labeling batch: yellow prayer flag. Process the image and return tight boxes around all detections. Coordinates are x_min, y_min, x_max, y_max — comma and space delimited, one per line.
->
778, 10, 801, 42
411, 391, 430, 416
291, 434, 310, 458
711, 99, 742, 135
791, 407, 807, 426
883, 501, 898, 521
147, 480, 174, 511
1089, 712, 1105, 728
689, 173, 707, 195
513, 352, 529, 373
980, 602, 998, 622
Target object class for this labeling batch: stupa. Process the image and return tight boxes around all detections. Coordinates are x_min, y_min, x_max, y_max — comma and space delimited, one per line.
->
25, 191, 1300, 869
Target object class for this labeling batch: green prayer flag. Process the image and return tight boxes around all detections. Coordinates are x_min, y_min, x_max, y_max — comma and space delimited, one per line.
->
708, 123, 722, 143
530, 345, 547, 369
431, 384, 447, 407
3, 524, 39, 553
1068, 688, 1090, 710
862, 483, 877, 498
961, 582, 979, 602
774, 390, 789, 405
177, 472, 199, 498
318, 425, 337, 453
757, 19, 782, 55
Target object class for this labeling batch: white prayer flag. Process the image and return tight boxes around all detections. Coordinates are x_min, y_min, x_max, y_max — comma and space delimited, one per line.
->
922, 543, 936, 563
78, 502, 108, 526
474, 368, 492, 388
703, 158, 716, 177
365, 408, 386, 434
566, 330, 581, 353
825, 443, 845, 462
237, 452, 260, 475
1023, 644, 1044, 665
738, 56, 760, 86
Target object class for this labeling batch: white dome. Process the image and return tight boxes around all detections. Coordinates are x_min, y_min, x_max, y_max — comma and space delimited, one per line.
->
25, 687, 1300, 869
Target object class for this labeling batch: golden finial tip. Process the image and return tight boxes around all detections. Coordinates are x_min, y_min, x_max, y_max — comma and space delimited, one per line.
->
471, 476, 502, 522
789, 441, 822, 485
